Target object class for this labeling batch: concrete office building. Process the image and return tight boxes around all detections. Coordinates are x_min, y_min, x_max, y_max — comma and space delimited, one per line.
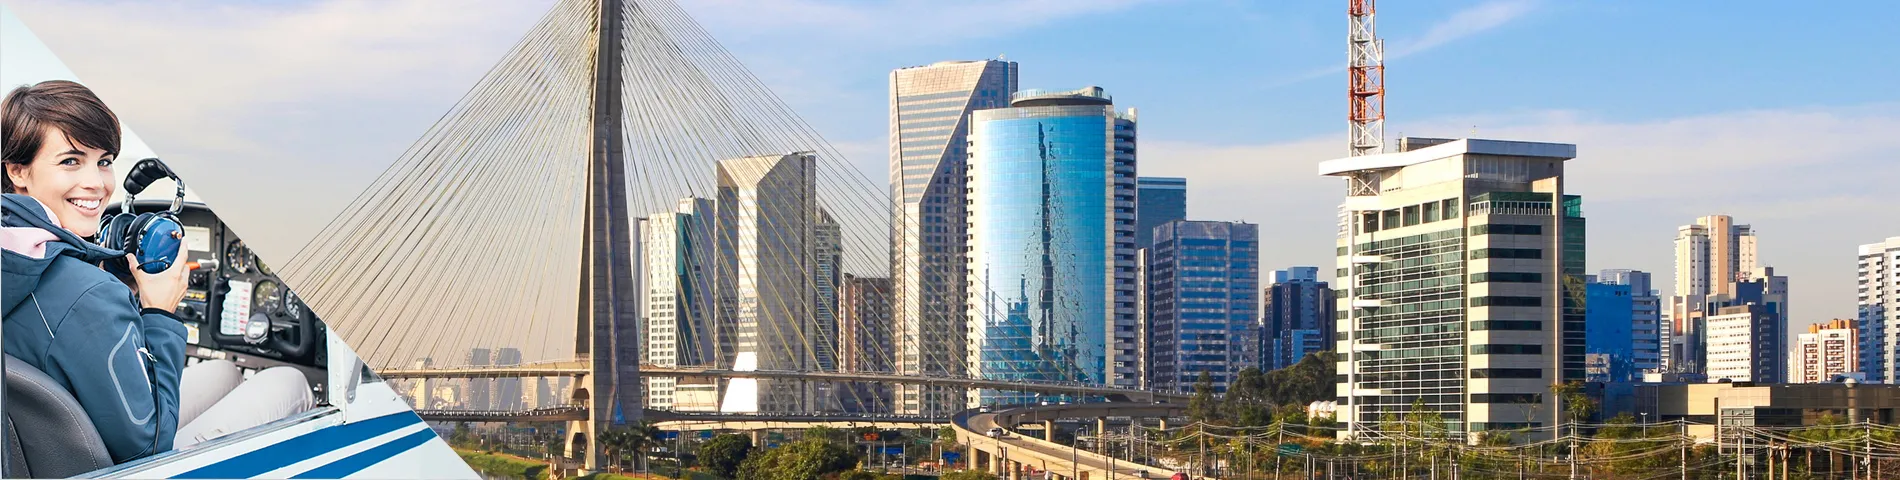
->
1263, 267, 1335, 371
1705, 303, 1784, 383
1322, 137, 1584, 438
889, 59, 1017, 416
967, 86, 1138, 405
1136, 177, 1187, 249
1600, 382, 1900, 442
1674, 266, 1790, 382
466, 348, 492, 410
715, 152, 826, 413
1859, 236, 1900, 383
495, 348, 523, 411
1147, 220, 1260, 393
1792, 319, 1858, 383
640, 197, 717, 410
838, 275, 894, 413
1667, 215, 1761, 373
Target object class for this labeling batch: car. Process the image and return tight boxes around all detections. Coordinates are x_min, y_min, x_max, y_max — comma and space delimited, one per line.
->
986, 428, 1006, 438
979, 405, 993, 413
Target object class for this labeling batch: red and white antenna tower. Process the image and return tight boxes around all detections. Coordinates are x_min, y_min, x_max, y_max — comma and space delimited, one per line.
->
1348, 0, 1385, 157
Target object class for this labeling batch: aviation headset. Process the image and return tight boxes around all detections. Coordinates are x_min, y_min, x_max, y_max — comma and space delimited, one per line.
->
98, 158, 186, 276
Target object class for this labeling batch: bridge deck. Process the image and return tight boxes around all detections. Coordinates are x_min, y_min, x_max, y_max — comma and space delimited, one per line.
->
379, 364, 1189, 402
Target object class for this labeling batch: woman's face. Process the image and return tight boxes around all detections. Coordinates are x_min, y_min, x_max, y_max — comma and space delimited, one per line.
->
6, 125, 115, 237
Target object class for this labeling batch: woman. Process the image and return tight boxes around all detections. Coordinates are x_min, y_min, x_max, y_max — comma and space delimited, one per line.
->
1, 80, 191, 463
2, 80, 312, 464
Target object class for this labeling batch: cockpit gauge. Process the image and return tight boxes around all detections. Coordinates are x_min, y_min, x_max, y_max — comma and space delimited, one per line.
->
253, 280, 282, 317
224, 240, 252, 274
283, 289, 305, 323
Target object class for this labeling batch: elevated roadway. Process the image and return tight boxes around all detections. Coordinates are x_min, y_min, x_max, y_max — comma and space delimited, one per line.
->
378, 364, 1189, 402
954, 403, 1189, 480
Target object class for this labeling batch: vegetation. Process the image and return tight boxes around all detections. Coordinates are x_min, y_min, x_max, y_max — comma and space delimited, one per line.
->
939, 470, 999, 480
455, 449, 551, 480
697, 434, 753, 479
735, 438, 859, 480
833, 471, 901, 480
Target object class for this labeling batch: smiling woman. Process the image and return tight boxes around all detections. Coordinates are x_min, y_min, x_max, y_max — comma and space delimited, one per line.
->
2, 81, 320, 477
1, 80, 120, 236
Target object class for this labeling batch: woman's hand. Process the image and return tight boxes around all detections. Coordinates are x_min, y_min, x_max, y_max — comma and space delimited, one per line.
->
130, 254, 190, 313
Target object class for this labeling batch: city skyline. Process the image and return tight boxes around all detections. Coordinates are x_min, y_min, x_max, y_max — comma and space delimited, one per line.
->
13, 1, 1894, 337
8, 2, 1896, 351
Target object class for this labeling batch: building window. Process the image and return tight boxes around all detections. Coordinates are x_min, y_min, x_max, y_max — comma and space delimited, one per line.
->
1470, 224, 1544, 236
1471, 296, 1543, 307
1470, 368, 1543, 379
1471, 248, 1543, 259
1471, 393, 1541, 404
1472, 320, 1541, 331
1471, 344, 1544, 355
1470, 272, 1544, 283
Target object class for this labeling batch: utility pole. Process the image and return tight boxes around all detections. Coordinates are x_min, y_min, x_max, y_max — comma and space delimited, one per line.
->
1680, 420, 1688, 480
1866, 422, 1874, 480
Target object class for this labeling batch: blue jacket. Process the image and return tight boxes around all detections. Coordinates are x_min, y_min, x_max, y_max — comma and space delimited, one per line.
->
2, 193, 186, 463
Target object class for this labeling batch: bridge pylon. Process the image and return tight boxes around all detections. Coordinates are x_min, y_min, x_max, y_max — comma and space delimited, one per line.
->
571, 0, 637, 473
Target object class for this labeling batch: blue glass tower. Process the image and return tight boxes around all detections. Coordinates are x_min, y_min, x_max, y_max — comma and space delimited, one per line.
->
1584, 278, 1636, 382
1148, 220, 1260, 393
967, 86, 1137, 404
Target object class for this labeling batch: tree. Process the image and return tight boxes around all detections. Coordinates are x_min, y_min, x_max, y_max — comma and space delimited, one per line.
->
737, 438, 859, 480
837, 471, 901, 480
1188, 371, 1218, 422
699, 433, 753, 478
450, 422, 474, 448
940, 470, 999, 480
805, 426, 844, 445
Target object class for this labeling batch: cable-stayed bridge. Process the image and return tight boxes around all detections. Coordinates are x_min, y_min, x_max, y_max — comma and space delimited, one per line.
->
282, 0, 1186, 474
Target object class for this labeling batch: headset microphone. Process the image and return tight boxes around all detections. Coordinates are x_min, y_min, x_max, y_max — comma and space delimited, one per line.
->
98, 158, 187, 276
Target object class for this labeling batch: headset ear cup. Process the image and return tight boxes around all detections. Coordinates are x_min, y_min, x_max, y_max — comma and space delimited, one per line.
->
100, 214, 135, 251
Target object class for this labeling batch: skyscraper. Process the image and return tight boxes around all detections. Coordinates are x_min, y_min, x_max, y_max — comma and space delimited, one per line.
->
1584, 277, 1636, 382
966, 86, 1138, 405
1706, 303, 1783, 383
1323, 137, 1583, 438
715, 152, 822, 413
889, 59, 1016, 415
1136, 177, 1187, 249
496, 348, 523, 411
1793, 319, 1858, 383
1859, 236, 1900, 383
1147, 220, 1259, 393
838, 275, 894, 413
1263, 267, 1335, 371
1675, 216, 1759, 298
1668, 215, 1761, 372
641, 197, 717, 410
1698, 267, 1789, 383
466, 348, 492, 410
1597, 269, 1661, 374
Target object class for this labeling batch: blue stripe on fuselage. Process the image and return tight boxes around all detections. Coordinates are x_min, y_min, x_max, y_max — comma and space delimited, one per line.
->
174, 412, 424, 478
291, 428, 437, 479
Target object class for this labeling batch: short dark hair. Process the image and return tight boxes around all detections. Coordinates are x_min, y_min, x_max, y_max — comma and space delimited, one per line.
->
2, 80, 122, 193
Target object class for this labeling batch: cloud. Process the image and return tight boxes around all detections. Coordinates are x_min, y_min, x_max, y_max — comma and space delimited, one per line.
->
5, 0, 552, 262
680, 0, 1160, 47
1389, 0, 1539, 58
1267, 0, 1541, 88
1141, 102, 1900, 322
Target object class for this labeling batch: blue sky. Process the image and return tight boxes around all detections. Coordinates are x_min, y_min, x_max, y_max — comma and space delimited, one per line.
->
7, 0, 1898, 330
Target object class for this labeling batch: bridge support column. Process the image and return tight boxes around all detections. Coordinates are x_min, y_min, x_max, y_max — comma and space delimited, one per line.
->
1045, 420, 1056, 441
1158, 418, 1167, 431
1096, 417, 1107, 445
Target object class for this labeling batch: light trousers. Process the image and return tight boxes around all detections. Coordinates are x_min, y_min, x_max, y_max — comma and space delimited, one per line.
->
174, 359, 314, 449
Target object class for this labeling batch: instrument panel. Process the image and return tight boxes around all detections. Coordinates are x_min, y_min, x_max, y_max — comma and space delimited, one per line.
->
114, 200, 327, 385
